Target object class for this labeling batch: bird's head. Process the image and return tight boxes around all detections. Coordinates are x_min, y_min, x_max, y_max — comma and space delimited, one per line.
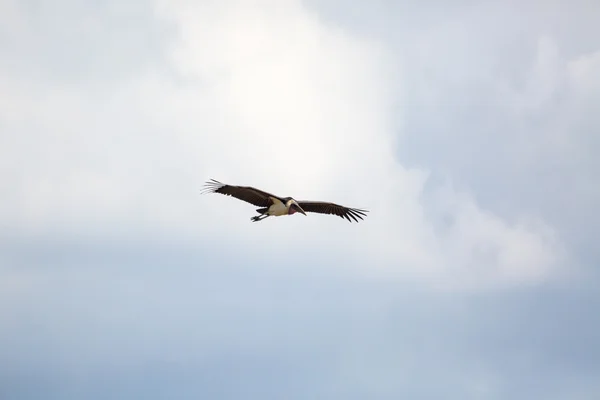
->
287, 198, 306, 216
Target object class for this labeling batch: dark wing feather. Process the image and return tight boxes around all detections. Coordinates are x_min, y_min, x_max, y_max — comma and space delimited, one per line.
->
201, 179, 281, 207
296, 201, 369, 223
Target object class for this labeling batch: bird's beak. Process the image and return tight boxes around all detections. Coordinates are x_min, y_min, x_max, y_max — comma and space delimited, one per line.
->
296, 204, 307, 216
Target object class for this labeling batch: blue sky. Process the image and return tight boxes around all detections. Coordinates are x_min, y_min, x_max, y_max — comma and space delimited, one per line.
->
1, 0, 599, 398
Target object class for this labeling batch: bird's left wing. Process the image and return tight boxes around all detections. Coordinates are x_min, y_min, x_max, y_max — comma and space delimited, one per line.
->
296, 201, 369, 223
201, 179, 279, 208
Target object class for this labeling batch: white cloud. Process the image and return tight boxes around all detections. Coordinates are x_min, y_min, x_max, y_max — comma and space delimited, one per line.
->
568, 50, 600, 90
512, 36, 561, 112
0, 0, 565, 290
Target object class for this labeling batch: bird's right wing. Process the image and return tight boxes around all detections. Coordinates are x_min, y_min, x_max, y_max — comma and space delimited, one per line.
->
201, 179, 280, 207
296, 201, 369, 223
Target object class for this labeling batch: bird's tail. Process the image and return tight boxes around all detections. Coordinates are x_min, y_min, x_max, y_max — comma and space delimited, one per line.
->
256, 207, 268, 214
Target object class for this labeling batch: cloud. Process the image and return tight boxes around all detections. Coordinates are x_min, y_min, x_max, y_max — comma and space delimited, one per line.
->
0, 0, 567, 290
311, 1, 600, 268
1, 240, 599, 399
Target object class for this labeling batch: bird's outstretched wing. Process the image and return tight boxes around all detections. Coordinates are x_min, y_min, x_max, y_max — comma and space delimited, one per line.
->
201, 179, 281, 207
296, 201, 369, 223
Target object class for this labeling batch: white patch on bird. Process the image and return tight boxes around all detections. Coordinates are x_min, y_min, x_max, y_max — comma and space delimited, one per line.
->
268, 197, 289, 216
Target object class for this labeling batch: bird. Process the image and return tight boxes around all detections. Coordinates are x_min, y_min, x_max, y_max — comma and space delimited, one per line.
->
201, 179, 369, 223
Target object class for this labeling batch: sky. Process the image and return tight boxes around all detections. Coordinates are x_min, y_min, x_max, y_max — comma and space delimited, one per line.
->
1, 0, 599, 398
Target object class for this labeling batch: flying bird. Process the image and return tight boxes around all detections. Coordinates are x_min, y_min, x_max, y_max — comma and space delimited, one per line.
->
201, 179, 369, 223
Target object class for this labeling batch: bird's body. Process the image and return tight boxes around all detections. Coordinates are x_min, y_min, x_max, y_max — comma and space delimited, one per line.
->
201, 179, 368, 223
267, 197, 289, 216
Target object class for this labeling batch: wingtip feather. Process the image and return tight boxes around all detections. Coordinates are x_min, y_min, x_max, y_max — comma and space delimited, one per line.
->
200, 178, 227, 195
